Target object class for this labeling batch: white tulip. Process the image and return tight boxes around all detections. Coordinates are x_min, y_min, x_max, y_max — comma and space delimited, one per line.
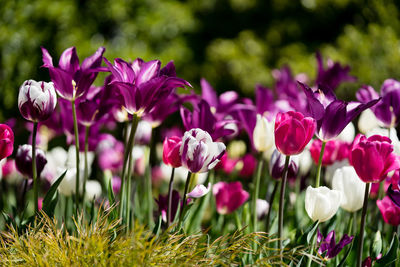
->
305, 186, 341, 222
256, 199, 270, 219
337, 122, 355, 142
253, 114, 275, 153
85, 180, 102, 200
324, 160, 349, 186
332, 166, 367, 212
358, 109, 380, 134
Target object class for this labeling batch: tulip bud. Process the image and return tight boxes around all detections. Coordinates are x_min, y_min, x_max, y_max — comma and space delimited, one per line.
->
256, 199, 269, 219
332, 166, 367, 212
18, 80, 57, 122
305, 186, 341, 222
253, 114, 274, 152
213, 181, 249, 214
180, 128, 226, 173
112, 176, 121, 195
15, 144, 47, 179
187, 183, 211, 198
85, 180, 102, 200
269, 150, 298, 180
163, 136, 182, 168
0, 124, 14, 161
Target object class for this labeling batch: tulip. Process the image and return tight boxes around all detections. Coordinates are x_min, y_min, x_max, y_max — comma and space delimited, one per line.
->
15, 144, 47, 179
253, 114, 275, 152
350, 134, 400, 183
256, 199, 269, 220
58, 169, 80, 197
0, 124, 14, 161
18, 80, 57, 122
358, 109, 380, 134
332, 166, 367, 212
213, 181, 249, 214
156, 190, 181, 223
238, 154, 257, 178
317, 230, 354, 259
85, 180, 102, 200
134, 120, 152, 145
112, 176, 121, 195
180, 128, 226, 173
305, 186, 341, 222
274, 111, 316, 156
377, 196, 400, 226
163, 136, 182, 168
310, 139, 340, 166
269, 150, 298, 180
187, 183, 211, 198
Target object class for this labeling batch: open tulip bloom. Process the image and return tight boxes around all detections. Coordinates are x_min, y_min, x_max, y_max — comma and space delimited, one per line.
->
317, 230, 354, 259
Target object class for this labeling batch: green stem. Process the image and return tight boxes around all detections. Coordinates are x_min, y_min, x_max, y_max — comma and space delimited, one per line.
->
125, 151, 134, 231
278, 155, 290, 261
306, 221, 320, 267
167, 167, 176, 227
315, 140, 326, 188
145, 145, 153, 227
71, 99, 80, 213
32, 122, 38, 214
253, 153, 264, 233
356, 182, 370, 267
82, 125, 90, 212
118, 114, 140, 221
179, 171, 194, 228
265, 180, 279, 234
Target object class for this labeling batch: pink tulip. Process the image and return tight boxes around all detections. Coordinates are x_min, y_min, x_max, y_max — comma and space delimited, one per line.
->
162, 136, 182, 168
0, 124, 14, 161
350, 134, 400, 183
274, 111, 316, 156
310, 139, 351, 166
377, 196, 400, 226
213, 181, 249, 214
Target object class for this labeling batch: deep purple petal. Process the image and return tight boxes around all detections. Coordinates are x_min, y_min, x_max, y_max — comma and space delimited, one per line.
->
81, 46, 105, 70
48, 67, 74, 100
298, 82, 325, 121
319, 100, 347, 140
201, 78, 218, 108
58, 47, 80, 74
41, 47, 53, 68
136, 60, 161, 86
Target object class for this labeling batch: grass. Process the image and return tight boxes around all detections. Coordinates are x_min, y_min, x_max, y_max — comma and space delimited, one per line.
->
0, 208, 315, 266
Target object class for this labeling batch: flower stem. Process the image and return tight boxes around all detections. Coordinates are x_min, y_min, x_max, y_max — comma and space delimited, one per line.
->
315, 140, 326, 188
118, 114, 140, 222
252, 153, 264, 233
32, 122, 39, 214
265, 180, 279, 234
71, 99, 80, 214
167, 167, 176, 227
144, 145, 154, 228
82, 125, 90, 212
278, 155, 290, 260
356, 182, 370, 267
306, 221, 320, 267
179, 171, 193, 228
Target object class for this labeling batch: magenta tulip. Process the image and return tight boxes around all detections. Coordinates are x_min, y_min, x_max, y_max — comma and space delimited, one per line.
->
213, 181, 249, 214
350, 134, 400, 183
274, 111, 316, 156
162, 136, 182, 168
0, 124, 14, 161
377, 196, 400, 226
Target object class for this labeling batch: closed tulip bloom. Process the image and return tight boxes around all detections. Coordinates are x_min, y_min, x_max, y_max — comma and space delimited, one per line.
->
350, 134, 400, 183
18, 80, 57, 122
163, 136, 182, 168
305, 186, 341, 222
213, 181, 249, 214
332, 166, 367, 212
15, 144, 47, 179
85, 180, 102, 200
253, 114, 275, 152
180, 128, 226, 173
0, 124, 14, 161
377, 196, 400, 226
187, 183, 211, 198
274, 111, 316, 156
269, 149, 298, 180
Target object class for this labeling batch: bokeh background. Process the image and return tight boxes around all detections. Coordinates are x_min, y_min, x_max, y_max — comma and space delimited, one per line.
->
1, 0, 400, 120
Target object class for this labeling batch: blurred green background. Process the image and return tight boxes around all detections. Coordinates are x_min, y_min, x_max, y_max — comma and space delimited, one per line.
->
1, 0, 400, 120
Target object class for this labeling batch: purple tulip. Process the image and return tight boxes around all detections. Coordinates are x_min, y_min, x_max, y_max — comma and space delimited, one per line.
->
180, 128, 226, 173
104, 57, 190, 117
356, 79, 400, 127
299, 82, 379, 141
269, 150, 298, 180
317, 229, 354, 259
76, 86, 103, 127
18, 80, 57, 122
213, 181, 249, 214
96, 134, 124, 172
15, 144, 47, 179
315, 52, 357, 90
156, 190, 181, 223
41, 46, 106, 101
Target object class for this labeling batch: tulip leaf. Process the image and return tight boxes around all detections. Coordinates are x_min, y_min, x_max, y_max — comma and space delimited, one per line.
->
42, 170, 67, 217
375, 233, 399, 267
297, 221, 319, 245
371, 230, 382, 259
337, 238, 353, 267
152, 215, 162, 237
107, 177, 118, 221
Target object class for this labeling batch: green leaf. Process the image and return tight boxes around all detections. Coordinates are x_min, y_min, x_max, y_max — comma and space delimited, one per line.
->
337, 239, 354, 267
375, 233, 399, 267
42, 170, 67, 217
107, 177, 118, 221
152, 215, 162, 237
372, 230, 382, 259
297, 220, 319, 245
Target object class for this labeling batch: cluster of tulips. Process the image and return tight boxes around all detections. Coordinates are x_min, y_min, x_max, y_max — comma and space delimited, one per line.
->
1, 47, 400, 266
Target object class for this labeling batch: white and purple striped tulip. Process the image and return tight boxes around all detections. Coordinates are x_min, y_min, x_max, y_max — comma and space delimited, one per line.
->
187, 183, 211, 198
180, 128, 226, 173
18, 80, 57, 122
